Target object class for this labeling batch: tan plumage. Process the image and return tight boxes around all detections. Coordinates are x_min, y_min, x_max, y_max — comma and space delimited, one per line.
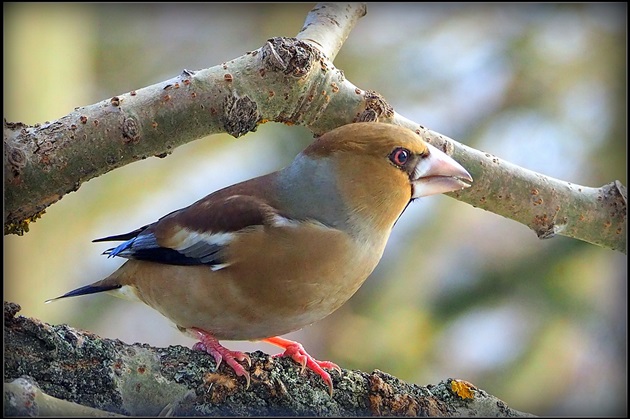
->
48, 122, 472, 394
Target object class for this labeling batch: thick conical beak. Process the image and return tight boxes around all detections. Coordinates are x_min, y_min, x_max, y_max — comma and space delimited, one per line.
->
411, 142, 473, 198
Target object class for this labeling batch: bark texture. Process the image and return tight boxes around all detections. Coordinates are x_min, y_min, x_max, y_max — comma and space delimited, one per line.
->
4, 302, 533, 417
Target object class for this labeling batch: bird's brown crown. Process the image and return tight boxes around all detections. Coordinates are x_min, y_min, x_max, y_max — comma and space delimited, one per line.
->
303, 123, 428, 160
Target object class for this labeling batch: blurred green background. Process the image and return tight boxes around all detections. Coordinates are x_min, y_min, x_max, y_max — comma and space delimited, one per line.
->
4, 3, 626, 416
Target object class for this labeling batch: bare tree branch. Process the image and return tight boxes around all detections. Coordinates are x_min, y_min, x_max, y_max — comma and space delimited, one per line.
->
395, 116, 627, 253
297, 3, 367, 61
3, 2, 625, 253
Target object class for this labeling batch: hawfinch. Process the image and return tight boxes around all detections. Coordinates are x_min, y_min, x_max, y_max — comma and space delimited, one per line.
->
48, 122, 472, 394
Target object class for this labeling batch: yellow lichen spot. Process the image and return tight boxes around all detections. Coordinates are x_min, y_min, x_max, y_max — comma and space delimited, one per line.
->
451, 379, 476, 400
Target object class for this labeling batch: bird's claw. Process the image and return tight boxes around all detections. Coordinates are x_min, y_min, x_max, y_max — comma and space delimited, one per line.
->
191, 328, 252, 389
264, 336, 340, 396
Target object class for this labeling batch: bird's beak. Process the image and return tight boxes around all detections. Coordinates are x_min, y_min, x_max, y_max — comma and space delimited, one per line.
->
411, 142, 473, 199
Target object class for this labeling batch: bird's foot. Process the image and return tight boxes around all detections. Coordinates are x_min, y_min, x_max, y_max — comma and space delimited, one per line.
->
190, 327, 251, 389
263, 336, 341, 396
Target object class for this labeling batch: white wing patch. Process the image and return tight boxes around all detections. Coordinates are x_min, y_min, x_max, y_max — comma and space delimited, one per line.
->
171, 228, 235, 267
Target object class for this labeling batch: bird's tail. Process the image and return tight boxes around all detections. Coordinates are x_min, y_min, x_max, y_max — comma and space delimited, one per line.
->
45, 283, 122, 303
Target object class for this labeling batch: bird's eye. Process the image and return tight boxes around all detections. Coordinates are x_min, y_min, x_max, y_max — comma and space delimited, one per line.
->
389, 148, 410, 167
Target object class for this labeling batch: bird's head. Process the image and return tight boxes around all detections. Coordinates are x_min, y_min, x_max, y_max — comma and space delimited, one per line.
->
279, 122, 472, 239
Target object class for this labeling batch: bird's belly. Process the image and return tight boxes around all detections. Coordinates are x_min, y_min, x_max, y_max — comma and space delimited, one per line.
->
126, 224, 385, 341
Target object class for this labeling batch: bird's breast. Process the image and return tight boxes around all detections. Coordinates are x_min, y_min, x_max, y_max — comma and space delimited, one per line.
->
122, 222, 387, 341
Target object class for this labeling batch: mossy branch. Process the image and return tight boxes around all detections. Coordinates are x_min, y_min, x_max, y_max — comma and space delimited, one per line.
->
4, 301, 533, 417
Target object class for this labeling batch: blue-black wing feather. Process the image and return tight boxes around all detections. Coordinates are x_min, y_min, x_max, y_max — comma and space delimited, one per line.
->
98, 230, 225, 267
92, 194, 277, 267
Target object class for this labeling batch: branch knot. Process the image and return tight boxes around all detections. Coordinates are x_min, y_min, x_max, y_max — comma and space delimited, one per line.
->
262, 37, 318, 78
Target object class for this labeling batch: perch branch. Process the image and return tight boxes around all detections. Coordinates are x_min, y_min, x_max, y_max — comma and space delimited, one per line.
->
4, 301, 533, 417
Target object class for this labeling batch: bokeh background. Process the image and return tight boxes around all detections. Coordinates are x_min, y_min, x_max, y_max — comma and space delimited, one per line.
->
4, 3, 626, 416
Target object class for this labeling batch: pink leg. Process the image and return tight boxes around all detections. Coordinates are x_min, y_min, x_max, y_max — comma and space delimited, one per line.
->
190, 328, 252, 389
263, 336, 341, 396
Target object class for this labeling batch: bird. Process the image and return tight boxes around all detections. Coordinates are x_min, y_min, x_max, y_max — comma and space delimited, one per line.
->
47, 122, 472, 395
